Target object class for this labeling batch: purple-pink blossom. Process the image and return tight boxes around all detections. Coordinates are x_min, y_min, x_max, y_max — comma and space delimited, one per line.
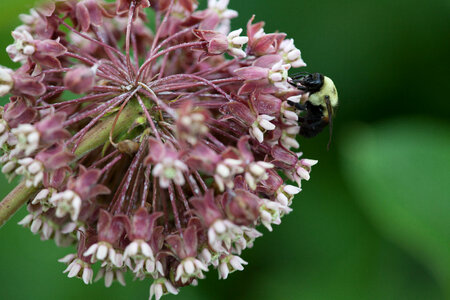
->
0, 1, 318, 299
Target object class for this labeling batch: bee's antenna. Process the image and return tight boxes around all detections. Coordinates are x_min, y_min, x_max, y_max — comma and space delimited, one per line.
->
325, 96, 333, 150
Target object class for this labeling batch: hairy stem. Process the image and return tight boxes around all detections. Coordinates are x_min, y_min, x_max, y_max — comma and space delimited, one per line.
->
0, 182, 37, 228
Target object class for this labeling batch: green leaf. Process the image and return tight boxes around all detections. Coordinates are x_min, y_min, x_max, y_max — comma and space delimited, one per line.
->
340, 117, 450, 296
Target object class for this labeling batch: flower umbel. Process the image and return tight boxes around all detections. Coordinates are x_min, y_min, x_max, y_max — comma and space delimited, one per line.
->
0, 1, 318, 299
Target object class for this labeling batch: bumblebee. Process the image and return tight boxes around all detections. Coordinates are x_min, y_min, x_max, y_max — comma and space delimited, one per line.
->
287, 72, 338, 147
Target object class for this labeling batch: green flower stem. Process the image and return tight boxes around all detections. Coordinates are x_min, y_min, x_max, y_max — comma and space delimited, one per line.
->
0, 182, 37, 228
74, 99, 142, 158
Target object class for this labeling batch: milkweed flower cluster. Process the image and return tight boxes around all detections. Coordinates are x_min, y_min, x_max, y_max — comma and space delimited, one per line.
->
0, 0, 317, 299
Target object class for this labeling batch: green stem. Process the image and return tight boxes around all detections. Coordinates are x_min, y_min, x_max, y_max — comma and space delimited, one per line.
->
0, 182, 37, 228
74, 99, 142, 158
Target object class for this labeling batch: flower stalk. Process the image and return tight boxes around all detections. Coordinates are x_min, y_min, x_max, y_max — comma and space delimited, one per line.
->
0, 182, 37, 227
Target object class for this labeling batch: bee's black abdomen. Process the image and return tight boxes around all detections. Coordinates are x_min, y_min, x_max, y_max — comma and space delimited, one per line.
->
298, 102, 329, 138
299, 120, 329, 137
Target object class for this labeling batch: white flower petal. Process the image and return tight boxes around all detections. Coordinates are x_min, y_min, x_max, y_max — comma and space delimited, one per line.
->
116, 271, 126, 286
67, 263, 81, 278
184, 259, 195, 275
58, 253, 76, 264
141, 242, 154, 259
284, 185, 301, 195
82, 267, 93, 284
104, 270, 113, 287
154, 284, 163, 300
97, 244, 108, 260
175, 264, 183, 281
83, 244, 98, 257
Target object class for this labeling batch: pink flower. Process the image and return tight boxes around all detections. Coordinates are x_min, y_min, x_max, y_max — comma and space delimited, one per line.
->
195, 27, 247, 59
7, 27, 66, 68
145, 138, 188, 188
234, 54, 291, 94
123, 207, 162, 260
246, 15, 286, 56
0, 1, 320, 299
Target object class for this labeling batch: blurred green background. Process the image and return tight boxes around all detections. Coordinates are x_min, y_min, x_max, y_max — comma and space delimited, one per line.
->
0, 0, 449, 299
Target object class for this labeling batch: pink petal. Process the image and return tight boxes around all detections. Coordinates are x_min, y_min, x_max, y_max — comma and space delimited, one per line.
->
234, 66, 268, 81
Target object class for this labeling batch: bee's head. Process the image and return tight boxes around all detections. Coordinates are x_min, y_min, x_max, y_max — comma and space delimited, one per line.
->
288, 72, 324, 94
301, 73, 324, 93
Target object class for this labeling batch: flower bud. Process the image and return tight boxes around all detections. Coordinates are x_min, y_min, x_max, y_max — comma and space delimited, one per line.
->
117, 140, 140, 155
64, 66, 96, 94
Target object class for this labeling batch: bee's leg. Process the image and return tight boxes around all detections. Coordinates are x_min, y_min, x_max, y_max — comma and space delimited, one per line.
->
287, 79, 307, 90
287, 80, 296, 88
287, 101, 306, 111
